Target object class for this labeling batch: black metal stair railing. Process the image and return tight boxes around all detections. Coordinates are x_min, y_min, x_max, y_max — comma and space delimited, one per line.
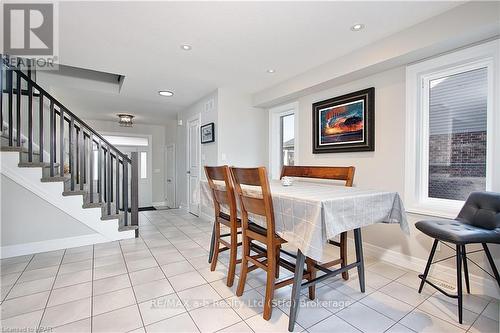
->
0, 54, 139, 235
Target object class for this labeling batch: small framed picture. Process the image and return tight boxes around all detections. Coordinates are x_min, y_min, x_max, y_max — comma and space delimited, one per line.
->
201, 122, 215, 144
313, 87, 375, 153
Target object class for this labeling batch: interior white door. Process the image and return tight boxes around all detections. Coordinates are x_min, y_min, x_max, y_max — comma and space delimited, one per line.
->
119, 146, 153, 208
165, 144, 176, 208
187, 116, 200, 216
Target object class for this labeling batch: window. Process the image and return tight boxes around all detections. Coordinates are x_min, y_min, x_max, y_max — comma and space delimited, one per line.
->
140, 151, 147, 179
280, 113, 295, 167
405, 40, 499, 217
269, 103, 298, 179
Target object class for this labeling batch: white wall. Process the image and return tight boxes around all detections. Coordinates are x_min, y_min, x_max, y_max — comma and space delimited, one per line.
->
217, 87, 268, 167
1, 175, 96, 246
84, 119, 169, 204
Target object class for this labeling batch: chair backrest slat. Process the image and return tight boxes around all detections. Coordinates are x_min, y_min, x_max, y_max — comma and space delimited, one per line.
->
204, 165, 237, 219
280, 165, 355, 187
230, 167, 276, 238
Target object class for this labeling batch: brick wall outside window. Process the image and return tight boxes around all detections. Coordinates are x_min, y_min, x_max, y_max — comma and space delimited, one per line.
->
428, 131, 486, 201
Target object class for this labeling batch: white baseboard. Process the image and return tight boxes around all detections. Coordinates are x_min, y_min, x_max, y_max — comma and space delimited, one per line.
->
357, 239, 500, 299
0, 234, 109, 259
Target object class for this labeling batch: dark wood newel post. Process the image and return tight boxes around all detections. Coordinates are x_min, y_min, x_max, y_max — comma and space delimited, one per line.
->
130, 152, 139, 237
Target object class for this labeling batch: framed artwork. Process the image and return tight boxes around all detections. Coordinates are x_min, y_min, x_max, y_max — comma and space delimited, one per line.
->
200, 122, 215, 144
312, 87, 374, 153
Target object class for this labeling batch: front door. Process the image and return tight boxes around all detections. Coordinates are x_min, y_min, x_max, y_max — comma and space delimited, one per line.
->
119, 145, 153, 208
165, 144, 176, 208
187, 116, 200, 216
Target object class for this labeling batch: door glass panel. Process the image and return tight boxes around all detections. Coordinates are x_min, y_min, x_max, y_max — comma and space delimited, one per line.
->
140, 151, 147, 179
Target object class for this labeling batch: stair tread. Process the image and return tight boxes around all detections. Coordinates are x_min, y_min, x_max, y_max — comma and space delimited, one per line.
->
62, 190, 86, 196
18, 162, 59, 168
40, 176, 70, 182
119, 225, 139, 232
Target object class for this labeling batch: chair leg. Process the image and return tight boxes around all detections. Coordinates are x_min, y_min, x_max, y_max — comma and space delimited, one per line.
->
275, 245, 280, 279
461, 245, 470, 294
306, 257, 316, 300
482, 243, 500, 288
340, 232, 349, 280
418, 239, 439, 293
236, 235, 250, 297
263, 247, 276, 321
226, 227, 238, 287
210, 222, 220, 272
208, 222, 216, 264
288, 250, 305, 332
456, 245, 463, 324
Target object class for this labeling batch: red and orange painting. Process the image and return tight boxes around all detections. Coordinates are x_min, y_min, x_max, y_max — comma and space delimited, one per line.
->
319, 100, 364, 145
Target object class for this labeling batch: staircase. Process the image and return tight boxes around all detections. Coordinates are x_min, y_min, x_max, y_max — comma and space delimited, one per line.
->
1, 55, 139, 253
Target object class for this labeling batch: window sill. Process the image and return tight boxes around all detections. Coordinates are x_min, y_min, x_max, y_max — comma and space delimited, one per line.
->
405, 201, 463, 219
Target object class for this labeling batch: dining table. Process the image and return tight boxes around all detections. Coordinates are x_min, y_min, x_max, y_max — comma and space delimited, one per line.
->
200, 178, 409, 331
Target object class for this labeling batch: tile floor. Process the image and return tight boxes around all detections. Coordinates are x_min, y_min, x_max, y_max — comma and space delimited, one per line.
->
0, 209, 498, 333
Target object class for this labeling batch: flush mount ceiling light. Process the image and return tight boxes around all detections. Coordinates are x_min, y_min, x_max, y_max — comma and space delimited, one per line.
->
158, 90, 174, 97
350, 23, 365, 31
117, 114, 134, 127
180, 44, 192, 51
266, 69, 276, 74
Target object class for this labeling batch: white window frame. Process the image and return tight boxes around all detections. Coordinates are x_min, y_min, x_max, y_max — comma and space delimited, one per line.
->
269, 102, 299, 179
405, 40, 499, 218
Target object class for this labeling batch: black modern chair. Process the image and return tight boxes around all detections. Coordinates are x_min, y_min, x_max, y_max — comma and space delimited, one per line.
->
416, 191, 500, 324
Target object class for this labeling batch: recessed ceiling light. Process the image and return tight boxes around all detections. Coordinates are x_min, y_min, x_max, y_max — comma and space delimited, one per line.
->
159, 90, 174, 97
180, 44, 192, 51
350, 24, 365, 31
266, 69, 276, 74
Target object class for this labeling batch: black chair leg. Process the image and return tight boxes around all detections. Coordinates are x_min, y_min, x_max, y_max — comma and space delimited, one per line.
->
456, 245, 463, 324
461, 245, 471, 294
419, 239, 439, 293
482, 243, 500, 288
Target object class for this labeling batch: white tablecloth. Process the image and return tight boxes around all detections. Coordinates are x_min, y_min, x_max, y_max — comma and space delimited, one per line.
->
201, 179, 409, 262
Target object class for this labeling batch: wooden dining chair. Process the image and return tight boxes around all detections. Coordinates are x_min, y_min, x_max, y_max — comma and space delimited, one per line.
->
205, 165, 242, 287
280, 165, 355, 297
230, 166, 313, 320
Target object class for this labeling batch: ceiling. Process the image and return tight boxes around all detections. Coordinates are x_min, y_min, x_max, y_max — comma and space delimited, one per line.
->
48, 1, 462, 124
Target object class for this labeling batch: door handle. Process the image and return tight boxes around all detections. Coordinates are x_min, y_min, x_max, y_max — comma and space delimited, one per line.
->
186, 171, 191, 174
167, 179, 172, 182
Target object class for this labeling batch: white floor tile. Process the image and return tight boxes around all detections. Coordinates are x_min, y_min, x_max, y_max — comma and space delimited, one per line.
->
359, 291, 414, 321
92, 304, 143, 333
379, 281, 433, 307
93, 287, 136, 315
48, 281, 92, 307
41, 297, 91, 328
145, 312, 199, 333
178, 284, 222, 311
336, 302, 396, 333
417, 295, 479, 330
468, 315, 499, 333
367, 262, 407, 280
161, 260, 196, 278
189, 301, 242, 333
482, 301, 499, 322
0, 291, 50, 319
400, 309, 466, 333
169, 271, 207, 292
226, 289, 264, 319
93, 274, 131, 296
54, 269, 92, 289
129, 267, 165, 286
6, 276, 55, 299
134, 279, 175, 303
307, 314, 361, 333
139, 293, 186, 325
217, 321, 253, 333
245, 307, 303, 333
0, 310, 44, 331
52, 317, 91, 332
384, 323, 416, 333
